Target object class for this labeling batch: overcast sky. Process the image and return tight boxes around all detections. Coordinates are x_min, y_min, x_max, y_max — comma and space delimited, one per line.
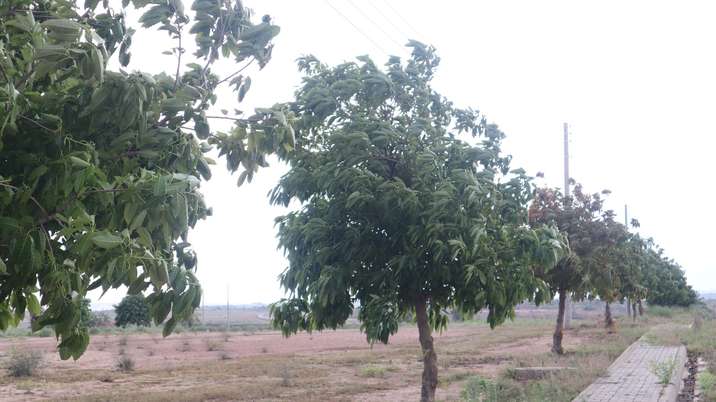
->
89, 0, 716, 307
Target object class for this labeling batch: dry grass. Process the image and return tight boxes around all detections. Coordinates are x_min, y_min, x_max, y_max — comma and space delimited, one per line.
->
3, 308, 699, 402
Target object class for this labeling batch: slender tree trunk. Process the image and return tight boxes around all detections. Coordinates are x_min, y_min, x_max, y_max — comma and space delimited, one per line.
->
552, 288, 566, 354
415, 297, 438, 402
626, 299, 631, 318
638, 300, 644, 316
632, 302, 637, 322
605, 302, 615, 332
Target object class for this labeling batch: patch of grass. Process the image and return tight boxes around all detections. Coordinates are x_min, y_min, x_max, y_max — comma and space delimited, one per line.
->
206, 340, 221, 352
698, 371, 716, 400
118, 336, 128, 346
461, 376, 503, 402
117, 355, 135, 372
650, 358, 676, 385
6, 349, 42, 377
440, 370, 471, 387
358, 364, 396, 378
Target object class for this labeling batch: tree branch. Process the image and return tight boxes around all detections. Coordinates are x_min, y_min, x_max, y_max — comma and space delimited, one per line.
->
172, 24, 184, 91
216, 57, 254, 86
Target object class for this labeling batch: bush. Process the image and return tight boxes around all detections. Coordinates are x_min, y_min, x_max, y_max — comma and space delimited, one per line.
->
461, 376, 501, 402
117, 355, 135, 372
6, 349, 42, 377
88, 311, 113, 328
114, 295, 151, 328
647, 305, 676, 318
699, 371, 716, 400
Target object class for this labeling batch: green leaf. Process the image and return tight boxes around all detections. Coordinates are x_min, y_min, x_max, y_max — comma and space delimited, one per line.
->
27, 293, 40, 316
91, 232, 123, 249
162, 317, 177, 337
130, 210, 147, 231
69, 156, 91, 168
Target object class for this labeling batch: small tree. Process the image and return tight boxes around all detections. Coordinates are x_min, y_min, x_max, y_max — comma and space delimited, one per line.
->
114, 295, 151, 327
268, 44, 565, 401
530, 184, 617, 352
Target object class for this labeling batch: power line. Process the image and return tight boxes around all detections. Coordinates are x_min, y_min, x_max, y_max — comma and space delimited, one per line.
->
380, 0, 424, 42
345, 0, 405, 51
323, 0, 389, 56
365, 1, 412, 45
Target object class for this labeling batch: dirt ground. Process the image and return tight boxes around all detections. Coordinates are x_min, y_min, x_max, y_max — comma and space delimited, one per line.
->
0, 315, 602, 402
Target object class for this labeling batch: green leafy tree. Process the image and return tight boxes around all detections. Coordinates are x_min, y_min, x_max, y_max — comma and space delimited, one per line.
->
529, 183, 617, 352
612, 229, 647, 321
0, 0, 291, 359
642, 240, 697, 307
268, 43, 566, 402
114, 294, 150, 327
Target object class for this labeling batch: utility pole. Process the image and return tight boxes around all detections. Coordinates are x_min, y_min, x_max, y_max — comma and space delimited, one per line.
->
226, 284, 230, 332
563, 122, 574, 329
624, 204, 632, 318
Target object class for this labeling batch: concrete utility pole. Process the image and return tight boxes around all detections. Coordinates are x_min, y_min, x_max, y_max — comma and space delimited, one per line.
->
226, 284, 230, 331
624, 204, 628, 226
563, 122, 574, 329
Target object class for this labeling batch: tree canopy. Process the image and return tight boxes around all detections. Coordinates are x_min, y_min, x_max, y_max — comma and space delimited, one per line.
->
268, 43, 566, 401
114, 294, 151, 327
0, 0, 291, 359
642, 240, 697, 307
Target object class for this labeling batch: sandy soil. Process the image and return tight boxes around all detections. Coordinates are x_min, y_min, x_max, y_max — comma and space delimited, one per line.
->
0, 314, 600, 401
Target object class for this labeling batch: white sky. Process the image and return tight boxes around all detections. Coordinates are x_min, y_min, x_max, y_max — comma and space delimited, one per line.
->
89, 0, 716, 308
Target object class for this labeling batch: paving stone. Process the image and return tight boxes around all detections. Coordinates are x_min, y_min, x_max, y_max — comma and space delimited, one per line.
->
572, 339, 687, 402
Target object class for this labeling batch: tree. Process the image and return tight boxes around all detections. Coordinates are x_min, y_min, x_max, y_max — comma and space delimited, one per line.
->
529, 183, 617, 353
79, 297, 112, 327
612, 230, 647, 322
114, 294, 150, 327
268, 43, 566, 402
0, 0, 292, 359
642, 240, 697, 307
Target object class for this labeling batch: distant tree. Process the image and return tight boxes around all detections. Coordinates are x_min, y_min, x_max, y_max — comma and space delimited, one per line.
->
0, 0, 291, 359
268, 43, 566, 402
114, 295, 151, 327
612, 230, 647, 321
529, 184, 616, 353
79, 298, 112, 327
642, 241, 697, 307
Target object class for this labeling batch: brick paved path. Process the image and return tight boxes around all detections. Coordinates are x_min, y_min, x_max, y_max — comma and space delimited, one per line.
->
573, 338, 687, 402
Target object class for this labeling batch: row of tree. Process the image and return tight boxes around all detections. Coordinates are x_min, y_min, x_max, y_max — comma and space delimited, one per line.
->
0, 1, 696, 401
529, 183, 696, 354
262, 45, 696, 400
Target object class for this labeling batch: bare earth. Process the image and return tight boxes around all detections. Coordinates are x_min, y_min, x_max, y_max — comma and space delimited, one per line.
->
0, 316, 597, 402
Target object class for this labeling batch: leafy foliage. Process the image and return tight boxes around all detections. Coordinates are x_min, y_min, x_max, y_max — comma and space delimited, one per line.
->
269, 43, 565, 347
114, 294, 150, 327
642, 240, 697, 307
0, 0, 291, 358
267, 44, 567, 401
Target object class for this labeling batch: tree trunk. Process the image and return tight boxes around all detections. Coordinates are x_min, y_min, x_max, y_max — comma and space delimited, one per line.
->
605, 302, 615, 332
552, 288, 566, 354
415, 297, 438, 402
638, 300, 644, 316
626, 300, 631, 318
632, 302, 637, 322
